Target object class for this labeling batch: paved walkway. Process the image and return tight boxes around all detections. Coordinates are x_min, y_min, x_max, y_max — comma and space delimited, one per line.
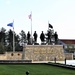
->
32, 61, 64, 63
32, 60, 75, 66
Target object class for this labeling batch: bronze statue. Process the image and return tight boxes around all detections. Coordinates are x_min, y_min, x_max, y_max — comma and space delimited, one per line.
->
46, 30, 51, 44
54, 32, 58, 44
33, 31, 38, 43
27, 31, 31, 44
40, 31, 45, 43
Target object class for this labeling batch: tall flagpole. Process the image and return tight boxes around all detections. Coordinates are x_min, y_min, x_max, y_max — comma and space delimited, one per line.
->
13, 20, 15, 52
31, 12, 32, 38
29, 12, 32, 44
31, 12, 32, 40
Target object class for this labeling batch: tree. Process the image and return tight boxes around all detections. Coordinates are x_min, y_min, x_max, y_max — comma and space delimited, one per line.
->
19, 30, 26, 46
15, 34, 22, 51
6, 29, 23, 51
0, 27, 6, 44
0, 43, 5, 54
0, 27, 6, 53
0, 27, 27, 52
6, 29, 14, 51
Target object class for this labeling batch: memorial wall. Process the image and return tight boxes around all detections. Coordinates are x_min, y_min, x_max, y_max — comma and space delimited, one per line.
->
24, 45, 65, 61
0, 45, 73, 61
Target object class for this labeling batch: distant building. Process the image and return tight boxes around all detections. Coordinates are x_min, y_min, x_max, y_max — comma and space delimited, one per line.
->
59, 39, 75, 53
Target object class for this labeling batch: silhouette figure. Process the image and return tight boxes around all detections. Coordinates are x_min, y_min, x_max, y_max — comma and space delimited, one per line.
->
54, 32, 58, 44
27, 31, 31, 44
33, 31, 38, 43
46, 30, 51, 44
40, 31, 45, 43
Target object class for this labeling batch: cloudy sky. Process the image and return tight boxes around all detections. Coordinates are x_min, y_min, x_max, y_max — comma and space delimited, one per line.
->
0, 0, 75, 42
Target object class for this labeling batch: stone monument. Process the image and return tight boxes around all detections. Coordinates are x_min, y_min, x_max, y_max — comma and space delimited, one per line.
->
24, 45, 65, 61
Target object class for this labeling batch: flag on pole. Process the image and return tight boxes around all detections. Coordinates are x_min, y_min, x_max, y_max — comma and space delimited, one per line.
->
7, 21, 15, 52
7, 22, 13, 27
49, 23, 53, 28
28, 13, 32, 20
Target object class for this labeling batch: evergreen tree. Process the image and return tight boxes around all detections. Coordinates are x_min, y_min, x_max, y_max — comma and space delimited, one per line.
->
19, 30, 26, 46
0, 27, 6, 53
6, 29, 14, 51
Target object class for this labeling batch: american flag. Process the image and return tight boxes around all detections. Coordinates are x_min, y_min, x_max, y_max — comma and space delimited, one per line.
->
28, 14, 32, 20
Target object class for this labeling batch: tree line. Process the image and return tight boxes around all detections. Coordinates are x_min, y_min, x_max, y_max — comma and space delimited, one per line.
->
0, 27, 26, 53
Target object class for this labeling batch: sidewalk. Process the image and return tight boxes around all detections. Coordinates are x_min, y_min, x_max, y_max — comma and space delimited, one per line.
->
32, 61, 64, 64
32, 60, 75, 66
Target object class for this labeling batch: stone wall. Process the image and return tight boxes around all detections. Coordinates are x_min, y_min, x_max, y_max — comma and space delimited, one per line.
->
6, 52, 22, 60
65, 53, 73, 60
24, 45, 65, 61
0, 45, 65, 61
0, 52, 22, 60
0, 54, 6, 60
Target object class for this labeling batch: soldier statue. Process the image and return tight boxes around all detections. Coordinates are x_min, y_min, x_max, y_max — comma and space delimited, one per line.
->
27, 31, 31, 44
40, 31, 45, 43
54, 32, 58, 44
33, 31, 38, 43
46, 30, 52, 44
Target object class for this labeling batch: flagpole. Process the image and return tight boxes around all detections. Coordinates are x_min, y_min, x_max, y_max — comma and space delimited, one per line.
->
31, 12, 32, 38
30, 12, 32, 44
28, 12, 32, 44
13, 20, 15, 52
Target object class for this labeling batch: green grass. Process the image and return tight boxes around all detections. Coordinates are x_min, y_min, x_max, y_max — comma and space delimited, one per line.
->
0, 64, 75, 75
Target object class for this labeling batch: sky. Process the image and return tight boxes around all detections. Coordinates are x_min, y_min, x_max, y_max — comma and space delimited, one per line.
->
0, 0, 75, 43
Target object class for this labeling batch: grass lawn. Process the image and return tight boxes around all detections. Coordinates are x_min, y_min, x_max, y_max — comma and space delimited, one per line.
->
0, 64, 75, 75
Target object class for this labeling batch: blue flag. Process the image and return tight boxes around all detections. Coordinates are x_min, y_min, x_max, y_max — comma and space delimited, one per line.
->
7, 23, 13, 27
